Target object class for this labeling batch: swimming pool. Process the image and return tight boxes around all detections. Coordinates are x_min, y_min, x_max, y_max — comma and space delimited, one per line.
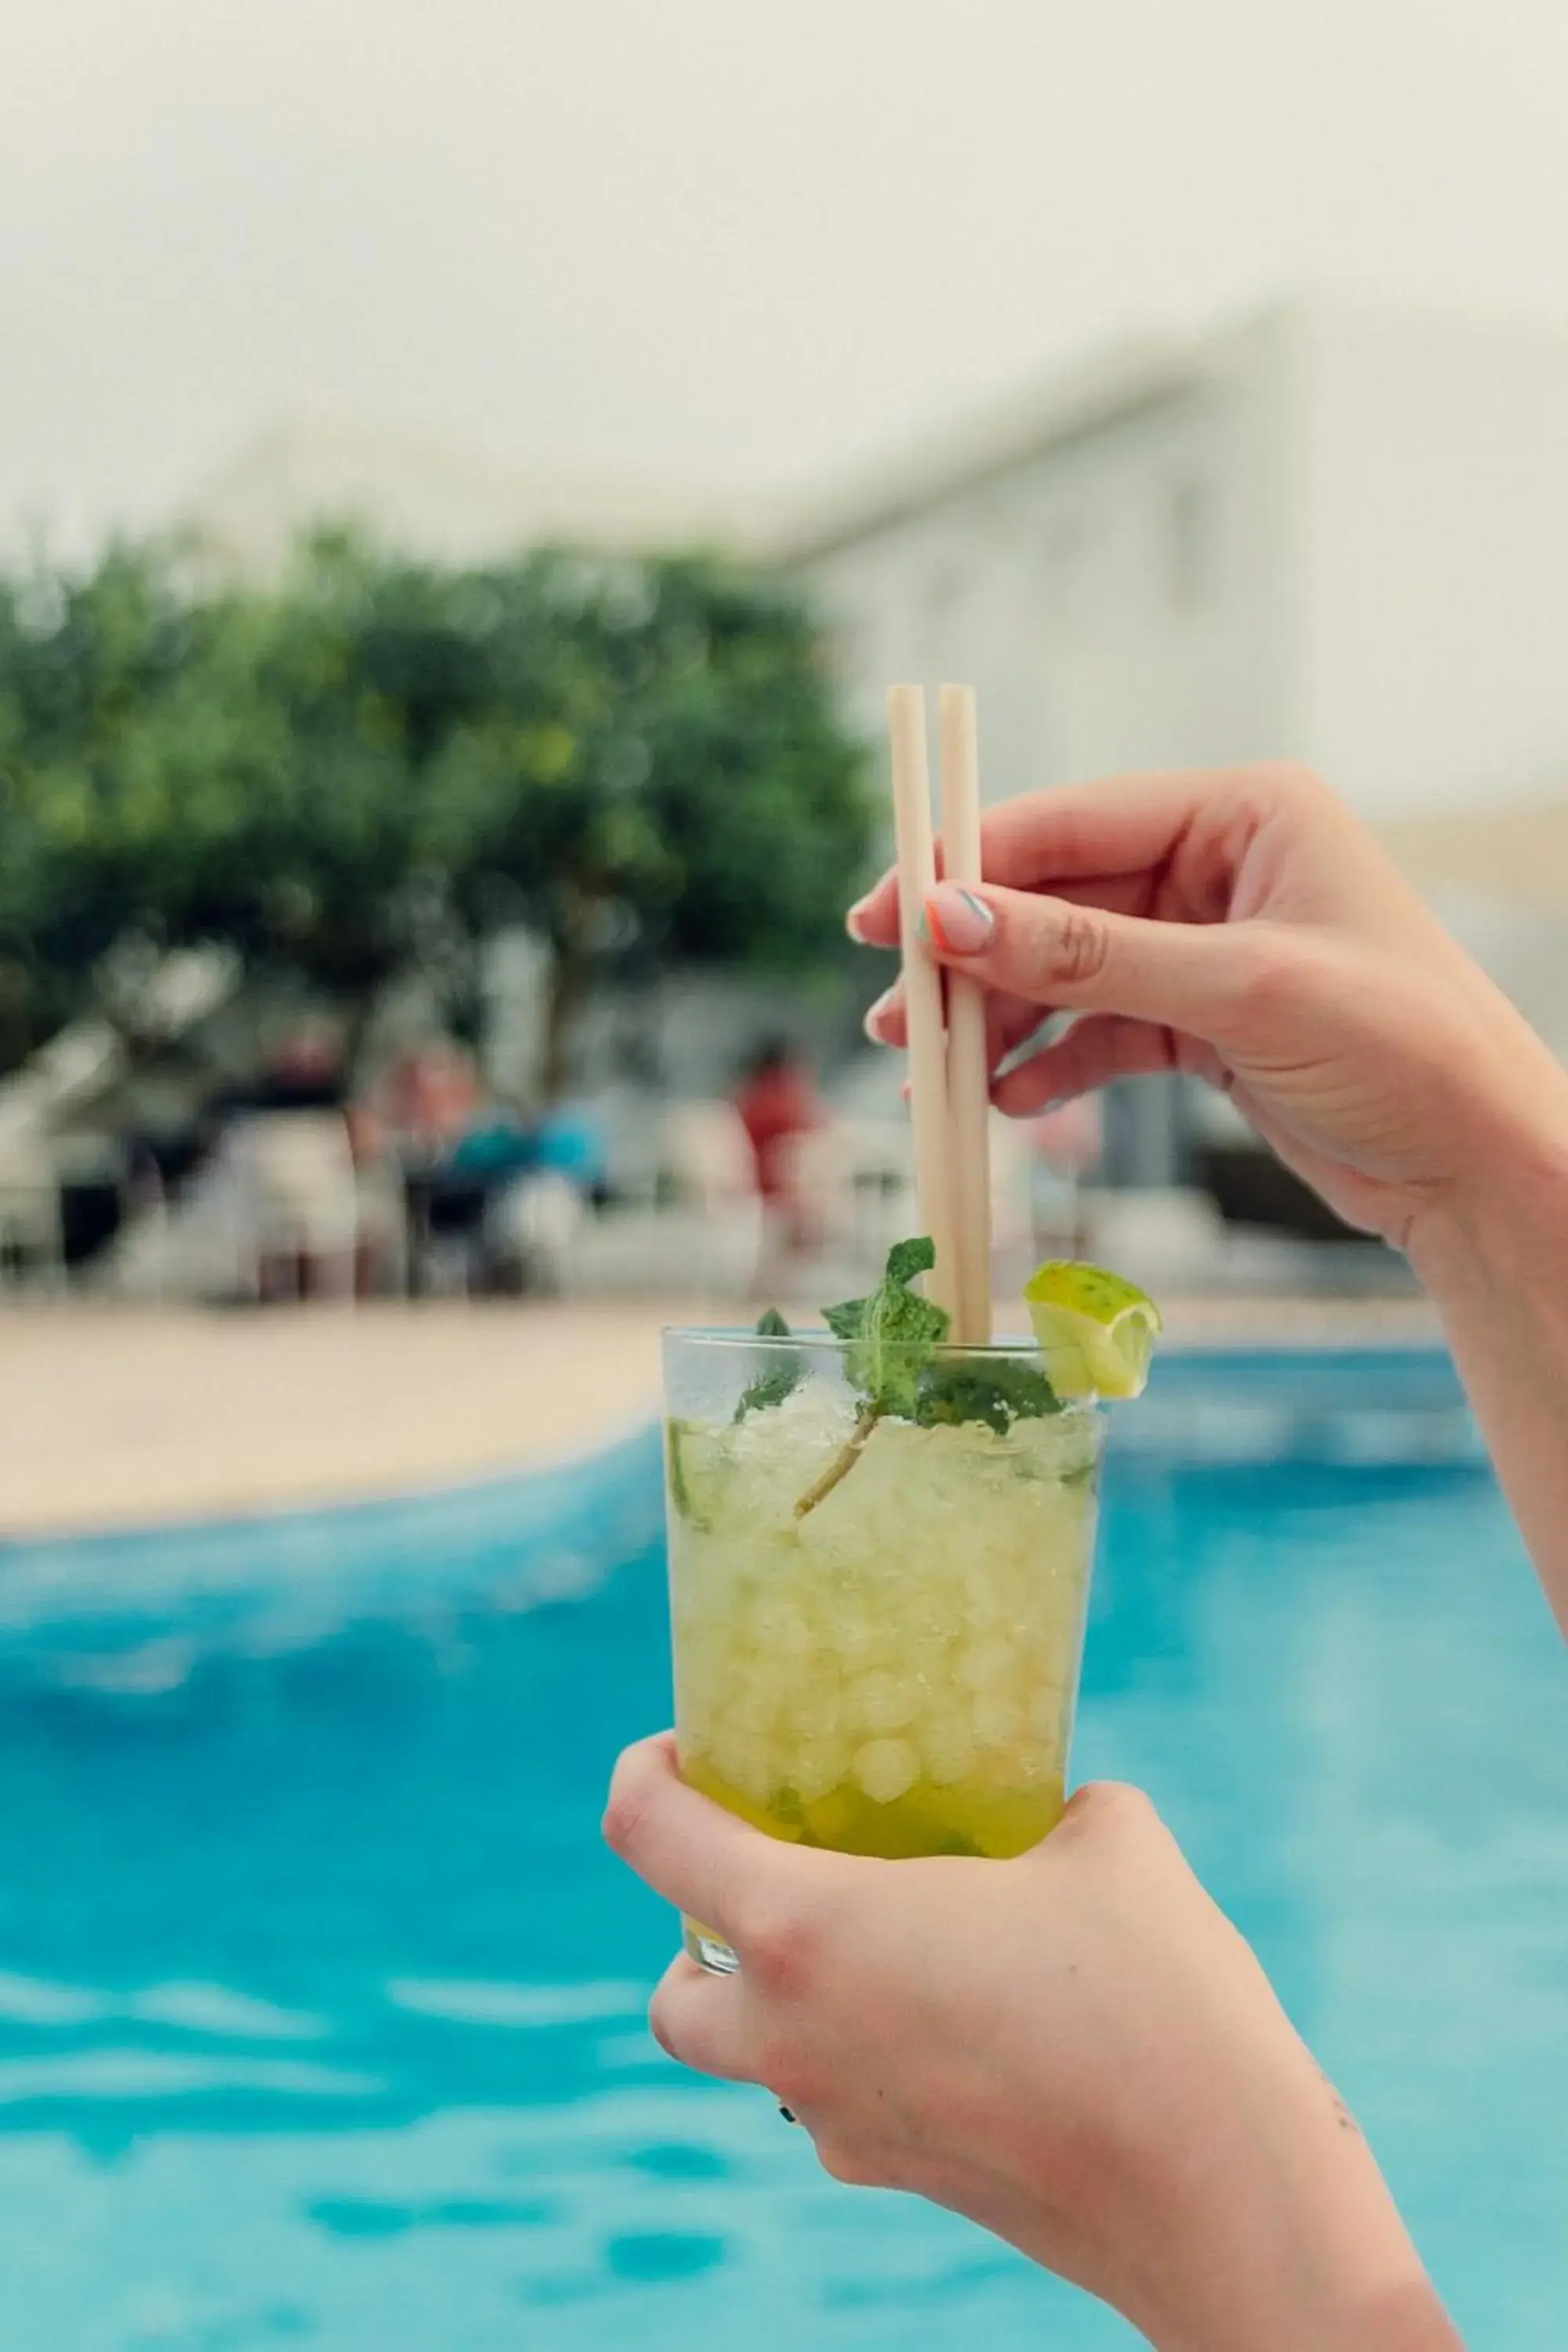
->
0, 1353, 1563, 2350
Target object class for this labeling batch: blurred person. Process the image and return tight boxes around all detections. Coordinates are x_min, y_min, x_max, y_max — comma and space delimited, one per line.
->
379, 1039, 481, 1160
263, 1022, 345, 1108
447, 1094, 536, 1185
205, 1020, 347, 1127
479, 1100, 603, 1297
419, 1091, 609, 1294
204, 1024, 357, 1301
460, 1094, 597, 1294
342, 1096, 408, 1299
401, 1086, 524, 1294
530, 1096, 609, 1206
731, 1034, 824, 1251
372, 1042, 485, 1291
606, 762, 1568, 2352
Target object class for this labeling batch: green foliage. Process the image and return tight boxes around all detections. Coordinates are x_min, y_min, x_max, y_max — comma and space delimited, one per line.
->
0, 533, 873, 1074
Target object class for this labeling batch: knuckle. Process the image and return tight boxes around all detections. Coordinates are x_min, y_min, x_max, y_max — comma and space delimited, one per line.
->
646, 1980, 684, 2063
1258, 759, 1331, 811
756, 2023, 821, 2111
1092, 1779, 1160, 1827
1044, 902, 1110, 988
600, 1748, 655, 1857
738, 1894, 825, 1999
1241, 925, 1374, 1032
814, 2133, 883, 2190
1229, 925, 1306, 1018
1057, 1779, 1160, 1843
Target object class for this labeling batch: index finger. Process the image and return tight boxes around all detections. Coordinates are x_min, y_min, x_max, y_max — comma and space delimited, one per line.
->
603, 1733, 797, 1946
848, 767, 1257, 946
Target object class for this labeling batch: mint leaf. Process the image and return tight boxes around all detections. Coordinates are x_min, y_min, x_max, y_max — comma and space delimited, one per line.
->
735, 1307, 804, 1421
797, 1239, 949, 1515
735, 1365, 800, 1418
822, 1236, 950, 1421
884, 1236, 938, 1291
915, 1357, 1062, 1434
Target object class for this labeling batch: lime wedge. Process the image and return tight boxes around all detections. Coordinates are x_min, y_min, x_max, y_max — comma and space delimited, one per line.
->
666, 1417, 729, 1530
1023, 1261, 1163, 1401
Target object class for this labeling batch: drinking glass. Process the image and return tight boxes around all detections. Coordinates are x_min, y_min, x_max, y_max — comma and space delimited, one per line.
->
662, 1327, 1105, 1973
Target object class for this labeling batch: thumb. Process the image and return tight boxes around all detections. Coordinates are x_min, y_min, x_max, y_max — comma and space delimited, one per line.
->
924, 881, 1261, 1041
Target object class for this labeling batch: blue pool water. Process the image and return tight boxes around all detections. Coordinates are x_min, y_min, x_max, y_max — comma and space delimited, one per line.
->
0, 1354, 1564, 2351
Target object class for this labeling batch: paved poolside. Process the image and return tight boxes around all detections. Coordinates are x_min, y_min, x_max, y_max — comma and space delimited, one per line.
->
1, 1292, 1441, 1538
0, 1302, 676, 1538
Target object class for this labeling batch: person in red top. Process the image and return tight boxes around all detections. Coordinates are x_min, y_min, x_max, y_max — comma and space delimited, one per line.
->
731, 1036, 823, 1235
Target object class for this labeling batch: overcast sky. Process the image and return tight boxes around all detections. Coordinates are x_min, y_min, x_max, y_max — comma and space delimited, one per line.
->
5, 0, 1568, 549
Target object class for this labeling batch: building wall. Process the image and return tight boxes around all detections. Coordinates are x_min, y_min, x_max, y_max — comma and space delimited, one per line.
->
800, 345, 1301, 811
1292, 305, 1568, 816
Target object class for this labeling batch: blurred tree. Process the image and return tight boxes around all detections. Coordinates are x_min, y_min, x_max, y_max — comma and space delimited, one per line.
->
0, 535, 872, 1088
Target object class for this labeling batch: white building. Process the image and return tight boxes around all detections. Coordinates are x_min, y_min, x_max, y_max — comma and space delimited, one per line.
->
783, 301, 1568, 822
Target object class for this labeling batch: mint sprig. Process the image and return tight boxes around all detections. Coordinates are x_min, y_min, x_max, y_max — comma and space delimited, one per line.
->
795, 1236, 1061, 1517
796, 1238, 949, 1516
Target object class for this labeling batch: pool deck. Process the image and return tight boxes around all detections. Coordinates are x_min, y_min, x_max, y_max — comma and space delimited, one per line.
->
1, 1292, 1442, 1539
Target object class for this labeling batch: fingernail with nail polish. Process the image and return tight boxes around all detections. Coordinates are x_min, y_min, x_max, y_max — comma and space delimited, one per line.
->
845, 898, 873, 942
864, 989, 896, 1042
924, 884, 995, 954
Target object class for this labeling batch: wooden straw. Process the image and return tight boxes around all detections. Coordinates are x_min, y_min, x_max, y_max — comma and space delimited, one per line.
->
938, 684, 993, 1344
887, 685, 957, 1321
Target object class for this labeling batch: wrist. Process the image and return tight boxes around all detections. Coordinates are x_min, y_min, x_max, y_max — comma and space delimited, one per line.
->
1399, 1063, 1568, 1641
1406, 1077, 1568, 1304
1129, 2071, 1452, 2352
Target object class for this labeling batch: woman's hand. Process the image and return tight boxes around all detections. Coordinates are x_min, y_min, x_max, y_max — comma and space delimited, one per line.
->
604, 1734, 1457, 2352
854, 758, 1568, 1637
851, 762, 1568, 1255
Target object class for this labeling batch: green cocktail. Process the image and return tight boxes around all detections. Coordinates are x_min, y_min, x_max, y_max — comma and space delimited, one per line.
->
662, 1319, 1103, 1973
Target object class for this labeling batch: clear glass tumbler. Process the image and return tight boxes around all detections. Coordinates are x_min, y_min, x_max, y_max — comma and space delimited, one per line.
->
662, 1327, 1105, 1973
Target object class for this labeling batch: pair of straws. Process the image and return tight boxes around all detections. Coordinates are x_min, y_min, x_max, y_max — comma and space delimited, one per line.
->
887, 683, 992, 1347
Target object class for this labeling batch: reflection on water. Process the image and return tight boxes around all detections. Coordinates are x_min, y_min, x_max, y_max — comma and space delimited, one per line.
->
0, 1360, 1563, 2349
